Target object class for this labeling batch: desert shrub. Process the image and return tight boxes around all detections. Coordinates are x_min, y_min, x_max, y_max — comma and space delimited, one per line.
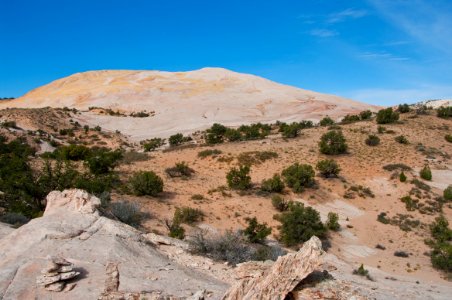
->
431, 243, 452, 272
397, 104, 410, 113
226, 165, 252, 190
394, 250, 409, 258
1, 120, 19, 129
316, 159, 341, 178
85, 148, 123, 174
376, 107, 399, 124
237, 151, 278, 166
238, 123, 270, 140
261, 174, 285, 193
271, 195, 290, 212
382, 163, 412, 171
377, 126, 386, 134
94, 125, 102, 131
166, 219, 185, 239
83, 125, 89, 133
281, 122, 301, 138
319, 130, 348, 155
110, 201, 143, 227
299, 120, 314, 129
360, 110, 372, 120
198, 149, 222, 158
353, 264, 373, 280
168, 133, 185, 146
341, 114, 360, 124
365, 134, 380, 146
444, 185, 452, 201
0, 212, 29, 227
274, 202, 326, 247
165, 162, 194, 178
319, 116, 335, 126
244, 217, 272, 244
205, 123, 227, 144
377, 212, 390, 224
281, 163, 315, 193
120, 151, 148, 164
401, 196, 418, 211
224, 128, 242, 142
399, 171, 407, 182
56, 144, 91, 161
395, 135, 409, 144
129, 171, 163, 196
188, 230, 285, 265
174, 207, 204, 224
437, 106, 452, 118
420, 165, 432, 181
445, 134, 452, 143
430, 215, 452, 243
326, 212, 340, 231
143, 138, 165, 152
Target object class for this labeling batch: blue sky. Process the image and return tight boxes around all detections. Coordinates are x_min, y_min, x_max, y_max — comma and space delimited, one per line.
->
1, 0, 451, 105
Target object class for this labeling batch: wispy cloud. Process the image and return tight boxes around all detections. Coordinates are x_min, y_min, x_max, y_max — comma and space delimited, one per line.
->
359, 51, 409, 61
309, 29, 339, 38
326, 8, 368, 23
368, 0, 452, 55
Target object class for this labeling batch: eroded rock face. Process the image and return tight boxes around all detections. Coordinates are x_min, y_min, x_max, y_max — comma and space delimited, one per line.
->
0, 189, 228, 300
222, 236, 324, 300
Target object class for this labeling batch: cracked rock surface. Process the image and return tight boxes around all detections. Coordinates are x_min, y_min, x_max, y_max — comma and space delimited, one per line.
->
0, 189, 228, 299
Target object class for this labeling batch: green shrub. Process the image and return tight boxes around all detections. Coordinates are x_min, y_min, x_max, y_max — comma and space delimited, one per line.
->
165, 162, 194, 178
319, 130, 348, 155
444, 185, 452, 201
224, 128, 242, 142
430, 215, 452, 243
166, 219, 185, 239
397, 104, 410, 113
399, 171, 407, 182
437, 106, 452, 118
129, 171, 164, 196
143, 138, 165, 152
169, 133, 185, 146
319, 116, 335, 126
110, 201, 143, 227
445, 134, 452, 143
281, 123, 300, 138
353, 264, 373, 280
238, 123, 270, 140
383, 163, 412, 171
420, 165, 432, 181
365, 134, 380, 146
271, 195, 290, 212
316, 159, 341, 178
360, 110, 372, 120
274, 202, 326, 247
198, 149, 222, 158
56, 144, 91, 161
326, 212, 340, 231
244, 217, 272, 244
376, 108, 399, 124
85, 148, 123, 174
261, 174, 285, 193
395, 135, 409, 144
431, 243, 452, 272
341, 114, 360, 124
205, 123, 227, 144
174, 207, 204, 224
281, 163, 315, 193
377, 212, 390, 224
226, 165, 252, 190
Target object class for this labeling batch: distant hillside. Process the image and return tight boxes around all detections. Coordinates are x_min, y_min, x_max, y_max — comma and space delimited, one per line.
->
0, 68, 379, 139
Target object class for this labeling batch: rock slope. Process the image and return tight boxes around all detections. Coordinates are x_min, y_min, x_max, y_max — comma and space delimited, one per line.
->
0, 68, 378, 139
0, 189, 228, 299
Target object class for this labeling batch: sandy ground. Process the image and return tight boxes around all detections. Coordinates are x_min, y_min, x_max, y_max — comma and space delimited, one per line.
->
111, 112, 452, 288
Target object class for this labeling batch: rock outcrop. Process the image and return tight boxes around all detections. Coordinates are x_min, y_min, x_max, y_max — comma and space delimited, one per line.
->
222, 236, 324, 300
0, 189, 228, 299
